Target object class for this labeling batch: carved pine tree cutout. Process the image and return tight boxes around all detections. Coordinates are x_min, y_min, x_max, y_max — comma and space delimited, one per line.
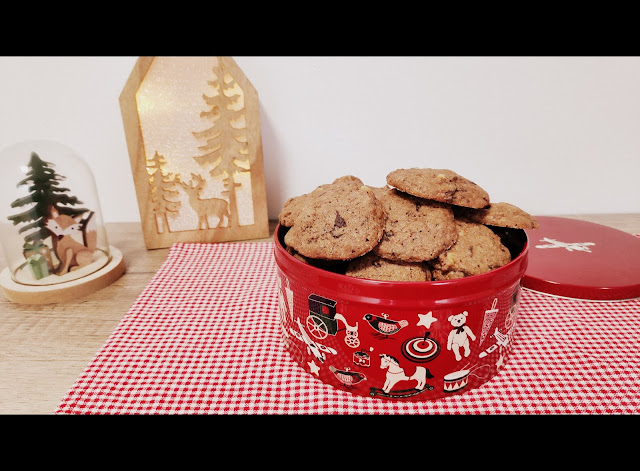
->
146, 151, 180, 234
120, 57, 269, 249
192, 62, 254, 229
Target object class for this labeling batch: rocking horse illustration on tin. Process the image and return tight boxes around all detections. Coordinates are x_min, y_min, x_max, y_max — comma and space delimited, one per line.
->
369, 353, 435, 399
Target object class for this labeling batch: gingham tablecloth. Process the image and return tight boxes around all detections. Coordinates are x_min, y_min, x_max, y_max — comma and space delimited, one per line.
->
55, 241, 640, 414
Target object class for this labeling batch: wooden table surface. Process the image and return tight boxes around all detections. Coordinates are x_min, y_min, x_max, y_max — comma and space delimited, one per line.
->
1, 214, 638, 414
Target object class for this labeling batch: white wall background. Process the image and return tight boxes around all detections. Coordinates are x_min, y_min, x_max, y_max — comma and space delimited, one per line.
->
0, 56, 638, 224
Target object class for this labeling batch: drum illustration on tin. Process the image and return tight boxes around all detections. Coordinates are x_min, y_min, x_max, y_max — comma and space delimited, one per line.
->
443, 369, 470, 393
443, 364, 491, 393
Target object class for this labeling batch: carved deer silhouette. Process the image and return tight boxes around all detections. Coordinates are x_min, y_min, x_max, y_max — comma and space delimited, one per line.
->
178, 173, 230, 230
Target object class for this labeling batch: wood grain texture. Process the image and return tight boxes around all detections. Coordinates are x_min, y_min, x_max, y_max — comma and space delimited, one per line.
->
119, 57, 155, 247
0, 215, 636, 414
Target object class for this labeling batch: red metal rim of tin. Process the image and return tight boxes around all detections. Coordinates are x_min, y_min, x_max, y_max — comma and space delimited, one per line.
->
273, 224, 529, 304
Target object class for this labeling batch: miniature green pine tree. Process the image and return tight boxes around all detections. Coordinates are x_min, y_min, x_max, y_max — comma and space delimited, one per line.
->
7, 151, 88, 248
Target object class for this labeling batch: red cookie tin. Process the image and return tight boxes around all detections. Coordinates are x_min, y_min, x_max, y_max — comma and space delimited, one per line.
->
274, 224, 529, 401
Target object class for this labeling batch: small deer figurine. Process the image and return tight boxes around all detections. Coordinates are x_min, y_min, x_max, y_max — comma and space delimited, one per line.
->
45, 206, 97, 275
178, 173, 230, 230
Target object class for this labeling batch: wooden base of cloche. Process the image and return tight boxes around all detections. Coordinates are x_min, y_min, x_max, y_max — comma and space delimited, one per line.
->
0, 246, 125, 304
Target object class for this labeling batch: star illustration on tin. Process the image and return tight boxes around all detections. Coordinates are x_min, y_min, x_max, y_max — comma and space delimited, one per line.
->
417, 311, 438, 328
308, 360, 321, 376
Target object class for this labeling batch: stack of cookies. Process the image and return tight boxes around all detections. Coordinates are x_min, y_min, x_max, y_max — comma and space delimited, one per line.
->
279, 168, 538, 282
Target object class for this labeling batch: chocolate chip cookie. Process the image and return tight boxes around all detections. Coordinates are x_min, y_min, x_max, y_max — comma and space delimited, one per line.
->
345, 252, 431, 282
371, 186, 458, 262
387, 168, 490, 209
456, 202, 539, 229
279, 175, 364, 227
429, 219, 511, 279
283, 182, 386, 260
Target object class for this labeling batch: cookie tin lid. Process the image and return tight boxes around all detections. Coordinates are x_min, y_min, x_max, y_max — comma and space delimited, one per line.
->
523, 216, 640, 301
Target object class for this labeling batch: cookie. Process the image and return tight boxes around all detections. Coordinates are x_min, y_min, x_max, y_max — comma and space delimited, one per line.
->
331, 175, 365, 187
371, 186, 458, 262
284, 183, 386, 260
387, 168, 490, 209
430, 269, 466, 280
456, 202, 539, 229
279, 176, 364, 227
345, 252, 431, 282
429, 219, 511, 279
279, 192, 320, 227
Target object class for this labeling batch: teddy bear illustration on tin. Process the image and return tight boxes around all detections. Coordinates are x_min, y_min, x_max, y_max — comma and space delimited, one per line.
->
447, 311, 476, 361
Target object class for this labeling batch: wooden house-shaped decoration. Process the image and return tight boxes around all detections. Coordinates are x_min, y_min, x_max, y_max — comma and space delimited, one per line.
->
120, 56, 270, 249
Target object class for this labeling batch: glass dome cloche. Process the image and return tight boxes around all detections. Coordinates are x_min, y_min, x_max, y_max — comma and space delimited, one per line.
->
0, 140, 125, 304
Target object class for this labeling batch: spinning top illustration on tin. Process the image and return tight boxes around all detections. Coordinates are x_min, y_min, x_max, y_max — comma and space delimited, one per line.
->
402, 331, 441, 363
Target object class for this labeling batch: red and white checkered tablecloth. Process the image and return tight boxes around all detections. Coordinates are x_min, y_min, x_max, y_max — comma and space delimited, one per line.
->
55, 241, 640, 414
